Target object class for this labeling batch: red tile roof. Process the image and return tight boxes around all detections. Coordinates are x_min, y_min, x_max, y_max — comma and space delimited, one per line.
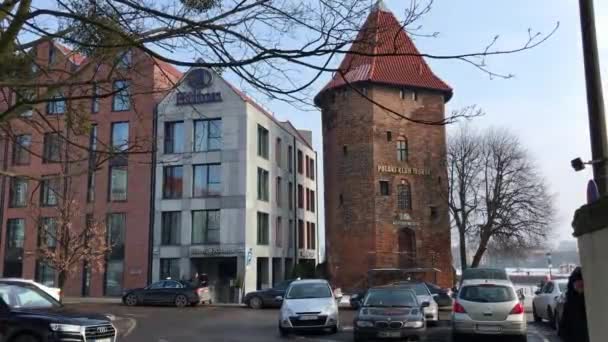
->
153, 58, 183, 79
54, 42, 87, 65
315, 2, 452, 103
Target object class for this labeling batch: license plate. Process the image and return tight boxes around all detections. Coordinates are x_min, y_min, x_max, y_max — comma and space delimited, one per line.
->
378, 331, 401, 338
300, 315, 318, 320
477, 325, 501, 332
94, 339, 112, 342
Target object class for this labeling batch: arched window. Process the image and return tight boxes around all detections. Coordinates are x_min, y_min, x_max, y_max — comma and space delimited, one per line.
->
397, 138, 408, 161
397, 181, 412, 210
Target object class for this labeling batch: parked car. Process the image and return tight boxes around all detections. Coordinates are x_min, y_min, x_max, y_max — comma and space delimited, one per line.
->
244, 279, 296, 309
425, 282, 453, 308
390, 281, 439, 324
532, 278, 568, 327
122, 279, 207, 307
452, 279, 527, 342
0, 278, 62, 302
278, 279, 339, 336
0, 280, 116, 342
353, 286, 428, 342
554, 289, 567, 335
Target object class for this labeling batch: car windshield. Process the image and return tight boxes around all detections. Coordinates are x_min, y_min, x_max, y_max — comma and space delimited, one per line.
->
459, 285, 516, 303
462, 269, 508, 281
395, 283, 429, 296
363, 289, 418, 307
558, 282, 567, 292
286, 283, 332, 299
0, 284, 60, 309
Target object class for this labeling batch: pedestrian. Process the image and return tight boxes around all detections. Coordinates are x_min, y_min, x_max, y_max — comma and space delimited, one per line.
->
199, 273, 209, 287
558, 267, 589, 342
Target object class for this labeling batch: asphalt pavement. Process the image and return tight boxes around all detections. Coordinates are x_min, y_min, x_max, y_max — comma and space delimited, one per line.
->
67, 303, 562, 342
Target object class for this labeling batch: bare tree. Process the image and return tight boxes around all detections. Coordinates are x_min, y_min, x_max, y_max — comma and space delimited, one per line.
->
447, 125, 555, 269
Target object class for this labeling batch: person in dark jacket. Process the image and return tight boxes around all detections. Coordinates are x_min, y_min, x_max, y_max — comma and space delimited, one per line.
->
558, 267, 589, 342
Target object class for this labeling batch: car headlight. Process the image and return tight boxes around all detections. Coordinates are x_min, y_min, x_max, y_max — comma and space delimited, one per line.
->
356, 320, 374, 328
50, 324, 82, 333
404, 321, 424, 328
282, 307, 295, 317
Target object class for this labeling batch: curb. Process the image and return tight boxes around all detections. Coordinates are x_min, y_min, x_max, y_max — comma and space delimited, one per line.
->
63, 297, 122, 305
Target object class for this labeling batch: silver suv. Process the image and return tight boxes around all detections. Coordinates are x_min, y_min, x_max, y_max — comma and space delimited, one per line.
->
452, 279, 527, 342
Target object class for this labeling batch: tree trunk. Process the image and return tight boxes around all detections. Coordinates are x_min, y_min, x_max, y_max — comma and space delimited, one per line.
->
58, 270, 67, 289
458, 228, 468, 270
471, 236, 490, 268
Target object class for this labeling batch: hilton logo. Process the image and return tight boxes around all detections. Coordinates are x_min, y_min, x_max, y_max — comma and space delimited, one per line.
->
177, 69, 223, 106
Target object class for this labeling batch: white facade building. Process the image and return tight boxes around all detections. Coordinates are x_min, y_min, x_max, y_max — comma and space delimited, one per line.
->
152, 68, 319, 302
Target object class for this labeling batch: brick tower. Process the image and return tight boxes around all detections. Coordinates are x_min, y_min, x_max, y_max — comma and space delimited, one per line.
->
315, 0, 454, 289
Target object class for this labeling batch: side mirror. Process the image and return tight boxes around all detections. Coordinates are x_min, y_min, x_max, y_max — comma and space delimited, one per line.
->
534, 290, 541, 296
275, 296, 283, 302
421, 301, 430, 308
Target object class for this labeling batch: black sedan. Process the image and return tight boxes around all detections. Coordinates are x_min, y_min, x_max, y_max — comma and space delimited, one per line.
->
0, 280, 116, 342
243, 279, 295, 309
123, 279, 204, 307
424, 282, 453, 308
353, 286, 429, 342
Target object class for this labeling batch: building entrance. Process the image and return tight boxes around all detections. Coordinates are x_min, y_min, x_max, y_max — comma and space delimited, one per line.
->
191, 257, 238, 303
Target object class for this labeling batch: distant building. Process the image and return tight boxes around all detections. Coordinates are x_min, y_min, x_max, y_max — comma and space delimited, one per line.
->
153, 68, 319, 302
315, 0, 453, 289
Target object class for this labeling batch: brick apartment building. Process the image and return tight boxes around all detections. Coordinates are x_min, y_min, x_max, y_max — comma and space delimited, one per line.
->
315, 1, 454, 289
0, 40, 181, 296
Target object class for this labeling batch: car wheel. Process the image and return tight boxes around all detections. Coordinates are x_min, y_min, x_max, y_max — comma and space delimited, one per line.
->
329, 325, 338, 334
547, 307, 555, 328
124, 294, 138, 306
278, 324, 288, 337
249, 296, 263, 309
516, 335, 528, 342
451, 332, 465, 342
353, 333, 366, 342
174, 294, 189, 308
532, 304, 542, 322
12, 335, 40, 342
554, 310, 560, 332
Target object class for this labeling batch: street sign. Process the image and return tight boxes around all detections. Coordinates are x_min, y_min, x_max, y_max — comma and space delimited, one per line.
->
587, 179, 600, 204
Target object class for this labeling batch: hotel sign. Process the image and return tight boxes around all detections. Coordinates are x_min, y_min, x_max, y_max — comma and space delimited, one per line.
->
190, 246, 245, 258
377, 165, 431, 176
177, 68, 223, 106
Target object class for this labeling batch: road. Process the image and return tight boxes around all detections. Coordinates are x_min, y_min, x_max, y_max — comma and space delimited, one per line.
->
68, 304, 561, 342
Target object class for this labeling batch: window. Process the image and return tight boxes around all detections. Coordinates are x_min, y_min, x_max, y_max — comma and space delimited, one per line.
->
106, 213, 126, 296
297, 220, 304, 249
257, 168, 269, 201
257, 212, 269, 245
309, 158, 315, 180
109, 166, 127, 201
117, 50, 132, 69
460, 285, 516, 303
543, 282, 555, 294
43, 133, 61, 163
288, 182, 294, 210
161, 211, 181, 245
92, 83, 100, 113
297, 150, 303, 174
276, 177, 282, 207
430, 206, 439, 221
305, 155, 310, 178
297, 184, 304, 209
343, 145, 348, 155
257, 125, 269, 158
193, 164, 221, 197
112, 80, 130, 111
194, 119, 222, 151
400, 89, 406, 100
380, 181, 390, 196
163, 166, 183, 199
48, 46, 55, 64
276, 138, 282, 166
306, 188, 310, 211
412, 91, 419, 101
14, 88, 34, 117
9, 178, 28, 208
40, 176, 59, 206
310, 190, 315, 213
89, 124, 98, 151
275, 216, 282, 248
35, 262, 56, 287
160, 259, 180, 280
288, 220, 294, 248
6, 218, 25, 249
38, 217, 56, 248
12, 134, 31, 165
87, 125, 97, 203
397, 139, 408, 161
387, 131, 392, 141
288, 146, 293, 173
192, 210, 220, 244
164, 121, 184, 154
361, 87, 368, 96
397, 182, 412, 210
309, 223, 316, 250
47, 94, 66, 114
111, 122, 129, 151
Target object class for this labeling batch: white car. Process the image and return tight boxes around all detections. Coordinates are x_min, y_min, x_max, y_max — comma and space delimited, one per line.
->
278, 279, 339, 336
0, 278, 62, 302
452, 279, 527, 342
532, 279, 568, 327
390, 281, 439, 324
